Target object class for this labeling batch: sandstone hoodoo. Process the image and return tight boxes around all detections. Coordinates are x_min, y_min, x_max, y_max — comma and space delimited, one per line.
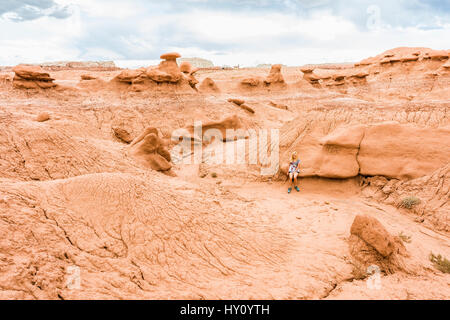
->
146, 52, 183, 83
300, 66, 321, 86
180, 61, 192, 74
199, 77, 220, 92
111, 52, 197, 91
12, 65, 57, 89
264, 64, 285, 85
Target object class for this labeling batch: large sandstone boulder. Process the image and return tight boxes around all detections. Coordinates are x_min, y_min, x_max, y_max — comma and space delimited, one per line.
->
13, 65, 54, 81
350, 215, 397, 257
349, 215, 407, 275
12, 65, 57, 89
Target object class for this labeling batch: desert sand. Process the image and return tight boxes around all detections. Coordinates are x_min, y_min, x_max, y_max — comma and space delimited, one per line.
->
0, 47, 449, 300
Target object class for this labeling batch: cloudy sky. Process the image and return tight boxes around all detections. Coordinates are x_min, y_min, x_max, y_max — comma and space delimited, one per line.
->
0, 0, 449, 67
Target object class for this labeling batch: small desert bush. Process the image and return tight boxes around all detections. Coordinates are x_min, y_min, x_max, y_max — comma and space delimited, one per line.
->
398, 232, 412, 243
211, 172, 217, 178
400, 196, 420, 209
429, 253, 450, 274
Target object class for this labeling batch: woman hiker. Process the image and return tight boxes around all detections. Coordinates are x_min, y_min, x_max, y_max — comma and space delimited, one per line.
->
287, 151, 301, 194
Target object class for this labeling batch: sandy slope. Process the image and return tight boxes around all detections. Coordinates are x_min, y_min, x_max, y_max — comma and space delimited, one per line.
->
0, 47, 449, 299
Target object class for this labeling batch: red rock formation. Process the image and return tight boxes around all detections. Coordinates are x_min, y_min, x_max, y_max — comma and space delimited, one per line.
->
240, 77, 262, 87
349, 215, 407, 274
180, 61, 192, 74
146, 52, 182, 83
35, 112, 50, 122
80, 74, 97, 80
12, 65, 57, 89
130, 128, 172, 172
199, 77, 220, 92
264, 64, 285, 85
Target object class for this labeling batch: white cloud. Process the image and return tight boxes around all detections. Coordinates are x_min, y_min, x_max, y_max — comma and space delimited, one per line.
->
0, 0, 449, 66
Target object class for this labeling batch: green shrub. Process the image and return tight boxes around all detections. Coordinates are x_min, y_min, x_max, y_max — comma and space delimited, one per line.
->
430, 253, 450, 274
400, 196, 420, 209
211, 172, 217, 178
398, 232, 412, 243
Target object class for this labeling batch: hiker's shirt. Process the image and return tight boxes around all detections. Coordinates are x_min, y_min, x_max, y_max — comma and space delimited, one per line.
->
289, 160, 300, 173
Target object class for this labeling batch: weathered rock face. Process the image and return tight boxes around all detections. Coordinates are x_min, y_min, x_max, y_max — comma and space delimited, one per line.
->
264, 64, 285, 85
314, 125, 366, 178
12, 65, 57, 89
129, 128, 172, 172
303, 47, 449, 96
281, 122, 450, 180
362, 164, 450, 233
358, 123, 450, 179
181, 115, 243, 143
